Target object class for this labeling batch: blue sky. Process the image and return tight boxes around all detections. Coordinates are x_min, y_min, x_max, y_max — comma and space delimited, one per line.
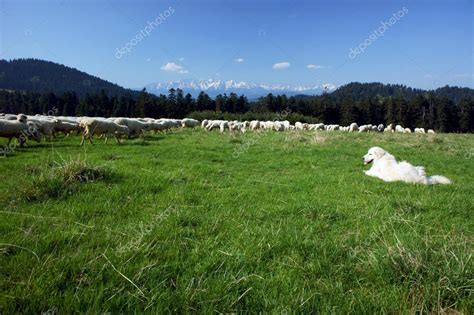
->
1, 0, 472, 89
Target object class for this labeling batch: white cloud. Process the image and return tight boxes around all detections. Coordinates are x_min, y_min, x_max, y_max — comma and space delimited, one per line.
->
178, 57, 185, 61
161, 62, 188, 74
273, 61, 290, 69
307, 64, 324, 69
235, 58, 244, 63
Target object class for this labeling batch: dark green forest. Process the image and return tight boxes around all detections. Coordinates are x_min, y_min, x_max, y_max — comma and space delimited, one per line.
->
1, 59, 473, 132
0, 59, 137, 97
1, 88, 473, 132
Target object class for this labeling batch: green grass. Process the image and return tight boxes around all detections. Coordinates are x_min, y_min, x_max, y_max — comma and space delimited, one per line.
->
1, 130, 473, 313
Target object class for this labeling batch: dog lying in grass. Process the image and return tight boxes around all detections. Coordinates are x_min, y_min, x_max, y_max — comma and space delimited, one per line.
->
363, 147, 451, 185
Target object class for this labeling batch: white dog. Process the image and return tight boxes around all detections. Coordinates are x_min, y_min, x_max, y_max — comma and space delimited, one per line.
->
363, 147, 451, 185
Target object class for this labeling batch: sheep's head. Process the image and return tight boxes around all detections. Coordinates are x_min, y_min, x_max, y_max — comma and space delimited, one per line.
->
17, 114, 28, 123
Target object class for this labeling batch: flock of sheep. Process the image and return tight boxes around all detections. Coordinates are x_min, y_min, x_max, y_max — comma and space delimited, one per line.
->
202, 120, 435, 134
0, 113, 435, 153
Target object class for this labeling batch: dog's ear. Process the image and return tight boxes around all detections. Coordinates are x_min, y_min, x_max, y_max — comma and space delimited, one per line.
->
374, 148, 386, 158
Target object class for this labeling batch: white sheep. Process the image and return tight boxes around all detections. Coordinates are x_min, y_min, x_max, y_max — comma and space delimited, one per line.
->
181, 118, 200, 128
395, 125, 405, 133
219, 121, 229, 133
80, 118, 129, 145
384, 124, 394, 133
27, 117, 61, 139
206, 120, 223, 131
358, 125, 370, 133
249, 120, 261, 130
114, 118, 149, 136
349, 123, 358, 132
54, 121, 81, 135
0, 117, 30, 145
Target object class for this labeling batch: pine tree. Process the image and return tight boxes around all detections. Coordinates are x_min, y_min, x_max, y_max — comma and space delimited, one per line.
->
458, 98, 474, 132
340, 97, 356, 125
196, 92, 211, 111
435, 97, 449, 132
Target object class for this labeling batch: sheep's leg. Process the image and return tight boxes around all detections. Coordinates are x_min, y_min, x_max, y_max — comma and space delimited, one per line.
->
80, 133, 85, 145
104, 135, 108, 144
88, 133, 93, 145
19, 137, 26, 148
115, 135, 121, 144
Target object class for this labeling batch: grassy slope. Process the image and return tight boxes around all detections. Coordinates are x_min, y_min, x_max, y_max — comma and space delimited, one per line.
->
0, 130, 473, 313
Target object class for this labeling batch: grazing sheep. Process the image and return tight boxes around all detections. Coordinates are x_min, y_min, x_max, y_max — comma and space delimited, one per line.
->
273, 121, 285, 132
249, 120, 261, 130
294, 122, 304, 130
219, 121, 229, 133
308, 123, 324, 131
0, 117, 30, 145
229, 121, 246, 133
181, 118, 200, 128
427, 129, 436, 134
384, 124, 394, 133
395, 125, 405, 133
114, 118, 149, 136
404, 128, 412, 133
148, 121, 165, 132
201, 119, 209, 129
54, 121, 81, 135
358, 125, 370, 133
281, 120, 291, 131
159, 119, 181, 130
206, 120, 224, 131
414, 128, 426, 133
80, 118, 129, 145
349, 123, 358, 132
26, 117, 60, 139
377, 124, 384, 132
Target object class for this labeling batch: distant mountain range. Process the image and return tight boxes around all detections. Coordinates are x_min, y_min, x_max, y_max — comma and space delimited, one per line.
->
1, 59, 473, 103
143, 79, 338, 98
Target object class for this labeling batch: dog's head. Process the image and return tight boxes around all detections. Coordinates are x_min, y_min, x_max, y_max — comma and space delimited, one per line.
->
363, 147, 387, 165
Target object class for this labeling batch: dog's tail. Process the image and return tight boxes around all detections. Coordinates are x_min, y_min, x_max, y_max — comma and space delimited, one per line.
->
427, 175, 452, 185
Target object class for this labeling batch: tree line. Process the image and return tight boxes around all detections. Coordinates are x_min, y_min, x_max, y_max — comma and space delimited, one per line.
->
0, 87, 473, 133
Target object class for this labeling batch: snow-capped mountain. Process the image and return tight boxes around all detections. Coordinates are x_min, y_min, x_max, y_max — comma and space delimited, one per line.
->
144, 79, 337, 98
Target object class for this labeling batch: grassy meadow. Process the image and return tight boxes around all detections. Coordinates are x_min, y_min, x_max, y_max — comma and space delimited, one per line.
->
0, 129, 473, 313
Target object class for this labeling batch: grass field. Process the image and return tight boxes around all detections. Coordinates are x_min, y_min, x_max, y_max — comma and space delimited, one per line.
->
1, 129, 473, 313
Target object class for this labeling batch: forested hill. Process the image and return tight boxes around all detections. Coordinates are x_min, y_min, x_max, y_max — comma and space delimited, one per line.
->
0, 58, 138, 97
329, 82, 474, 103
